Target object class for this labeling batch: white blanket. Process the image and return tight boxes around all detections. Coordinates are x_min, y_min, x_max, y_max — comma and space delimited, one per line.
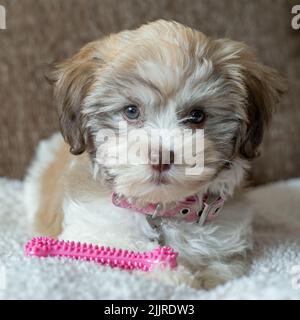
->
0, 177, 300, 299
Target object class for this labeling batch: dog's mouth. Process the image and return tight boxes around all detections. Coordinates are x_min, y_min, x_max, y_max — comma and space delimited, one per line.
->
150, 173, 170, 185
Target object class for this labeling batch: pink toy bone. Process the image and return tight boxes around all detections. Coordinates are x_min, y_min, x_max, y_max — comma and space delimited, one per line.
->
25, 237, 178, 272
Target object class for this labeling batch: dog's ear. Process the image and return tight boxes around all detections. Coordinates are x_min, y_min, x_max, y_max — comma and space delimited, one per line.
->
213, 39, 287, 160
47, 43, 103, 155
237, 59, 286, 159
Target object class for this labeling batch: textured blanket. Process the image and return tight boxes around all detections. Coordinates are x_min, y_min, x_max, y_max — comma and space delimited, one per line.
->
0, 177, 300, 299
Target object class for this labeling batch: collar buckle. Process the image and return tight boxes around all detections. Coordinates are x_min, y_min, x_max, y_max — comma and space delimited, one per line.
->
151, 202, 163, 219
197, 195, 224, 225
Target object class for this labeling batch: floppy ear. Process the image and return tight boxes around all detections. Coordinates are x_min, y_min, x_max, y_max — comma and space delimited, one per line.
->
47, 43, 102, 155
212, 39, 287, 160
210, 38, 286, 160
237, 59, 287, 159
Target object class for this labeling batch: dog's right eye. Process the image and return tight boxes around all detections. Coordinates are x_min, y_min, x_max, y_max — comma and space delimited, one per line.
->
123, 105, 140, 120
187, 109, 206, 124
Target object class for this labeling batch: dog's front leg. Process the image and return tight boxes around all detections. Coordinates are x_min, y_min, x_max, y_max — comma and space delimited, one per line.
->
60, 198, 160, 252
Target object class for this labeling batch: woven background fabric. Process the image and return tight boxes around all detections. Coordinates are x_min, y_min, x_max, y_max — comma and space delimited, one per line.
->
0, 0, 299, 182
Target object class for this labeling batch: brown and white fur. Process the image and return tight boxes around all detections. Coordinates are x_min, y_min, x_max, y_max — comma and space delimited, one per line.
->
24, 20, 285, 289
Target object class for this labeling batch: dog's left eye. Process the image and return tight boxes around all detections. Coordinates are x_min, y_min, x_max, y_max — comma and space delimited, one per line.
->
123, 105, 140, 120
187, 109, 206, 124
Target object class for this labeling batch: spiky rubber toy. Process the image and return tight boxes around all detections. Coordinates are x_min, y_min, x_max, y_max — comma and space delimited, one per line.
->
25, 237, 178, 272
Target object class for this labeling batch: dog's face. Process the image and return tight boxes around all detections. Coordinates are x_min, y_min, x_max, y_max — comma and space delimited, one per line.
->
49, 20, 285, 204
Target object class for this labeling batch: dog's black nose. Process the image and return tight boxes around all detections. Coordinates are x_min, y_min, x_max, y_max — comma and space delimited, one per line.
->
151, 149, 174, 172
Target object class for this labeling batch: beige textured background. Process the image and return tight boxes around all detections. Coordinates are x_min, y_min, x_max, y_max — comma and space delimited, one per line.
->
0, 0, 299, 183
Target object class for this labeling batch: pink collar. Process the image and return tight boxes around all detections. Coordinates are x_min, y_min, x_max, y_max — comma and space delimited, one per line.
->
112, 192, 225, 226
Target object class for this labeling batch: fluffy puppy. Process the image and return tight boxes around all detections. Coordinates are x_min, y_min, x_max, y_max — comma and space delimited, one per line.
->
25, 20, 285, 289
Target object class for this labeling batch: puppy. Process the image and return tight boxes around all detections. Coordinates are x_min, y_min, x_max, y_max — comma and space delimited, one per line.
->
25, 20, 285, 289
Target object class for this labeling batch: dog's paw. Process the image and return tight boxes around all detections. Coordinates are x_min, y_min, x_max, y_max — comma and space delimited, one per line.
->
200, 273, 227, 290
142, 265, 203, 290
142, 260, 243, 290
199, 256, 249, 290
147, 269, 227, 290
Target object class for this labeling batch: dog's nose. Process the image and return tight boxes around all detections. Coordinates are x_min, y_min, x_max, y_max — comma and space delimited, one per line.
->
152, 163, 171, 172
150, 149, 174, 173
